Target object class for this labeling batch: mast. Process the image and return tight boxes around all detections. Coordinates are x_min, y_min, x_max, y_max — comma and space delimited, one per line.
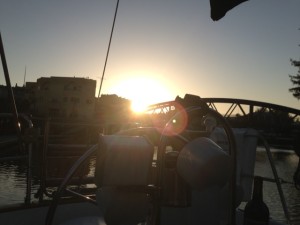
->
23, 66, 26, 86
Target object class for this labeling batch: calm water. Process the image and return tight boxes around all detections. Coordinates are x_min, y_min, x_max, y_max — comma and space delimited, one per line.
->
0, 149, 299, 224
253, 150, 300, 225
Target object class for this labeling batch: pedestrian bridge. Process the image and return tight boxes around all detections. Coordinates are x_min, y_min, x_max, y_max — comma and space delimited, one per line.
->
146, 96, 300, 152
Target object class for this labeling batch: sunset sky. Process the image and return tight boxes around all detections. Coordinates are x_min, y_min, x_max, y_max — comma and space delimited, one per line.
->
0, 0, 300, 110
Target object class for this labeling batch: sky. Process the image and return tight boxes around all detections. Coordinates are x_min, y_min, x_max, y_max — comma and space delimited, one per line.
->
0, 0, 300, 111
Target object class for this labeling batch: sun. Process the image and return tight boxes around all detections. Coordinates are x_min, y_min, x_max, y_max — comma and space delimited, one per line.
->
131, 100, 149, 113
109, 75, 173, 114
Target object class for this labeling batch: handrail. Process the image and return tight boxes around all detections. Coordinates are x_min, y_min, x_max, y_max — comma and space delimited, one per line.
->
36, 118, 98, 201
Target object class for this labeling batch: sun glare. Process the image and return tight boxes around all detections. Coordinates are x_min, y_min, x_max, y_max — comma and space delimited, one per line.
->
109, 75, 173, 114
131, 101, 149, 113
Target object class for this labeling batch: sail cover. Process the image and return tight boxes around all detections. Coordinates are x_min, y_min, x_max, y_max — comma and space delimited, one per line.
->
210, 0, 248, 21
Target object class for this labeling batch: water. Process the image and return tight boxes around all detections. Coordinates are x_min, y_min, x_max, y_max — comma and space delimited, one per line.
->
0, 160, 39, 205
0, 150, 299, 224
253, 150, 300, 225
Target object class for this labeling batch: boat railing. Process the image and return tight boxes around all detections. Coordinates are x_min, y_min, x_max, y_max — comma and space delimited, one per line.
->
257, 134, 292, 225
35, 118, 102, 203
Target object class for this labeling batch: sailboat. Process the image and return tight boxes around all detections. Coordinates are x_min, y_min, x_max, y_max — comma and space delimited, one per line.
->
0, 1, 298, 225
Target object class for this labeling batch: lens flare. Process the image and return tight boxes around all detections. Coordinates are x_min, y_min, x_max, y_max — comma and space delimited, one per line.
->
151, 101, 189, 136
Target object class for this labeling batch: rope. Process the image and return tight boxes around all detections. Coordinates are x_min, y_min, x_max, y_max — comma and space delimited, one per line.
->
97, 0, 120, 98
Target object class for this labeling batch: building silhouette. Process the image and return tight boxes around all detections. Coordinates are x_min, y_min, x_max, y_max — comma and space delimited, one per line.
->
26, 77, 96, 119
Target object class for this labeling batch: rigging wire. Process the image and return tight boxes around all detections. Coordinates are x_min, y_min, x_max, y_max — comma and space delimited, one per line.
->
97, 0, 120, 98
0, 32, 24, 152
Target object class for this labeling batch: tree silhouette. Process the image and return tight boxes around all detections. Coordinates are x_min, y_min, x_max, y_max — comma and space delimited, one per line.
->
289, 59, 300, 100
